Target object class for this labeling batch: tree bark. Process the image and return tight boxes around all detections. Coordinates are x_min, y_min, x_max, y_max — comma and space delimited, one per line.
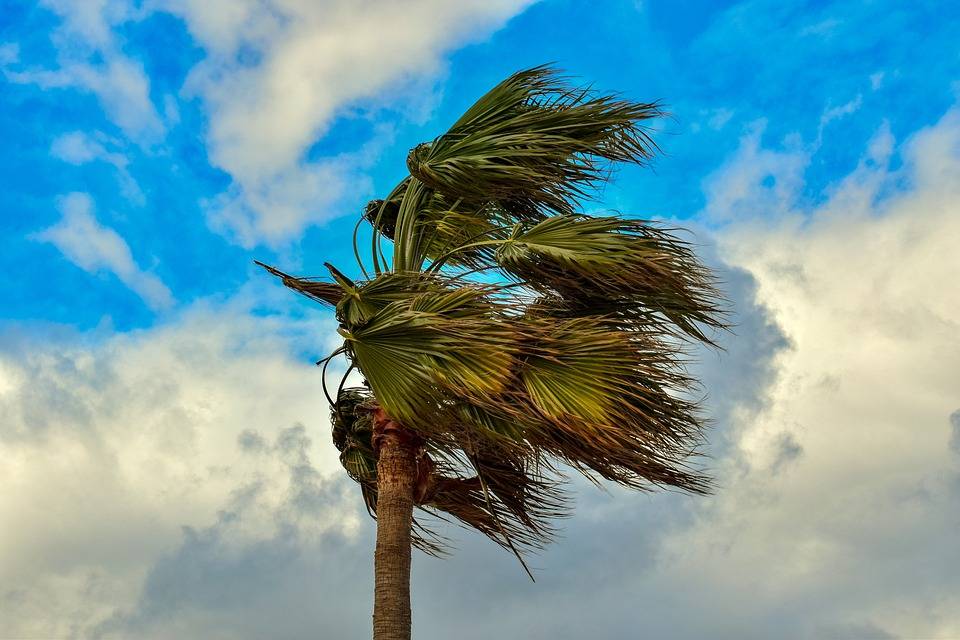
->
372, 408, 418, 640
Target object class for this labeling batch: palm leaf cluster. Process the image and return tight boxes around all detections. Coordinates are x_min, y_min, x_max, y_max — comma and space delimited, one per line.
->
261, 66, 726, 557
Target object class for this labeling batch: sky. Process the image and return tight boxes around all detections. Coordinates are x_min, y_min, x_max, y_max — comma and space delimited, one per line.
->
1, 1, 959, 638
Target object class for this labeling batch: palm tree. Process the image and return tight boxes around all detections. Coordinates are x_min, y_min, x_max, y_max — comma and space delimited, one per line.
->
258, 66, 726, 640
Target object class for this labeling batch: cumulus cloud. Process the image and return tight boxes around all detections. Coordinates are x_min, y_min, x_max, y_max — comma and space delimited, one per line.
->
676, 106, 960, 638
0, 291, 350, 639
34, 192, 173, 311
91, 426, 373, 640
410, 102, 960, 640
6, 4, 960, 630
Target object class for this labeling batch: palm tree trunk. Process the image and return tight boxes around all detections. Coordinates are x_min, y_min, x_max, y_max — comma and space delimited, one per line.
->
372, 408, 418, 640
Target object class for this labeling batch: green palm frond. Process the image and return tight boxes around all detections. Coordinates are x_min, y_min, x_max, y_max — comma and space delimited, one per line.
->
365, 66, 663, 272
405, 65, 661, 218
495, 214, 727, 341
342, 284, 519, 430
335, 272, 435, 326
415, 196, 506, 268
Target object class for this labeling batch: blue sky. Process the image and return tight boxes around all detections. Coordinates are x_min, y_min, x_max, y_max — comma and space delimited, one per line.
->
3, 0, 955, 331
2, 1, 960, 638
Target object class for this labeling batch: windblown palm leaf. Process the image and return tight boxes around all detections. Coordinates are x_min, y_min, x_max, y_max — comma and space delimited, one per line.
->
260, 66, 726, 561
406, 65, 661, 217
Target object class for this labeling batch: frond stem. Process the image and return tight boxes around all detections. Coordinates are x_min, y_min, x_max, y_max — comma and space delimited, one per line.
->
319, 346, 347, 409
426, 238, 509, 275
352, 216, 370, 279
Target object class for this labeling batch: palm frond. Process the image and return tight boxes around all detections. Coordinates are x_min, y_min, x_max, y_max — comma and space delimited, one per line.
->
254, 261, 342, 306
495, 215, 728, 342
341, 284, 519, 430
405, 65, 662, 218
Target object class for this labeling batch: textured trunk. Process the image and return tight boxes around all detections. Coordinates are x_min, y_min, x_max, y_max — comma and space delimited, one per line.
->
372, 408, 418, 640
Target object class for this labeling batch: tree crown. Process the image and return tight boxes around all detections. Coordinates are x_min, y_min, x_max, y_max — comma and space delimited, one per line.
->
260, 66, 727, 559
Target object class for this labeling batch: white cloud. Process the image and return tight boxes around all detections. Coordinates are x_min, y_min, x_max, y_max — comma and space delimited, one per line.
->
172, 0, 530, 181
5, 107, 960, 638
0, 42, 19, 64
163, 0, 534, 246
5, 60, 162, 141
413, 102, 960, 640
34, 192, 174, 311
0, 291, 351, 639
819, 93, 863, 129
51, 131, 108, 164
201, 151, 365, 249
707, 107, 734, 130
702, 93, 874, 225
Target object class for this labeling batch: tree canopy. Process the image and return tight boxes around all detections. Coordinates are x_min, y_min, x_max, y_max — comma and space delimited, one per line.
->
260, 65, 727, 560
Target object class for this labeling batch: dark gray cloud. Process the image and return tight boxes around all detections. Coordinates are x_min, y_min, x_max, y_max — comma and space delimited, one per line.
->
690, 244, 793, 453
816, 622, 900, 640
950, 410, 960, 454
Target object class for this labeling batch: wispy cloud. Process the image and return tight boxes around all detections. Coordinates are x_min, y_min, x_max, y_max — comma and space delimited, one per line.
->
4, 1, 165, 142
0, 43, 19, 64
700, 119, 810, 222
51, 131, 144, 204
33, 193, 173, 311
